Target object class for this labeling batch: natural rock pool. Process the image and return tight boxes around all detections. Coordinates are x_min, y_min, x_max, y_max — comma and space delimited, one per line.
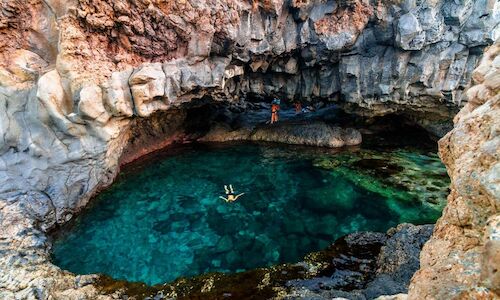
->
51, 142, 449, 286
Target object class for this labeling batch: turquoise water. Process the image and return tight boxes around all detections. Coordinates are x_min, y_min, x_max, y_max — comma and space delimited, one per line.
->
51, 143, 448, 285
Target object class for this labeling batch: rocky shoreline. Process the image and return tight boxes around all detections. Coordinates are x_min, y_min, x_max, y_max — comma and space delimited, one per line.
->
0, 0, 499, 298
408, 41, 500, 299
93, 224, 434, 300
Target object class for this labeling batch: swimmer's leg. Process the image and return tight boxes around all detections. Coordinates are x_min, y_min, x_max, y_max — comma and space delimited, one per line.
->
229, 185, 234, 193
224, 185, 229, 194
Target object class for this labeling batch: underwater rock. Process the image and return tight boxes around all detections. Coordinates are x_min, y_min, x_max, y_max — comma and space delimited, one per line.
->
305, 185, 357, 213
283, 219, 306, 235
215, 236, 234, 254
313, 149, 450, 210
81, 224, 431, 299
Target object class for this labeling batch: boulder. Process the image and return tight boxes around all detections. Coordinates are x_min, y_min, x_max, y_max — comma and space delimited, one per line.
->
129, 63, 168, 117
396, 13, 425, 50
250, 122, 362, 148
36, 70, 84, 136
106, 69, 134, 117
78, 84, 110, 125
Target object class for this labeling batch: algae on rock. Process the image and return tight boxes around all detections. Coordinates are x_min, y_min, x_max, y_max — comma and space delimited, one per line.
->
313, 149, 450, 212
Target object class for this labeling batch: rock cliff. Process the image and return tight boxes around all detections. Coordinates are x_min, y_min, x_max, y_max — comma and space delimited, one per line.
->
0, 0, 499, 298
408, 40, 499, 299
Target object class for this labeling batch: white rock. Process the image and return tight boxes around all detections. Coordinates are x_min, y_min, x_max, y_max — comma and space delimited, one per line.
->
106, 69, 134, 117
78, 84, 110, 125
397, 13, 425, 50
36, 70, 84, 136
129, 63, 168, 117
163, 61, 182, 103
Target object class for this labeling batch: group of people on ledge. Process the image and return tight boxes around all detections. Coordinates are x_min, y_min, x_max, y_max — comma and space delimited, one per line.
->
270, 97, 316, 124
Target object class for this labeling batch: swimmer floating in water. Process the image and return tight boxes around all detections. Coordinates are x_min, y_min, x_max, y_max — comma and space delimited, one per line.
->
219, 185, 245, 202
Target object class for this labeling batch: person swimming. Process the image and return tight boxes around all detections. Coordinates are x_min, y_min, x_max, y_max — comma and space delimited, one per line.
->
220, 185, 245, 202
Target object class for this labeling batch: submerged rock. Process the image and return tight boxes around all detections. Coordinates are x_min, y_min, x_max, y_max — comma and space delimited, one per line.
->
305, 184, 357, 212
313, 149, 450, 211
88, 224, 432, 299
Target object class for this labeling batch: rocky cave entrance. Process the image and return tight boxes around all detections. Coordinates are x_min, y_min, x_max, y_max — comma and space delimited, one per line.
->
50, 100, 450, 289
117, 97, 445, 165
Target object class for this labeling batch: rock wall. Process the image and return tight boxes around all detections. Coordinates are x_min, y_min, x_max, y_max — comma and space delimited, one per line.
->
0, 0, 498, 226
408, 41, 499, 299
0, 0, 499, 298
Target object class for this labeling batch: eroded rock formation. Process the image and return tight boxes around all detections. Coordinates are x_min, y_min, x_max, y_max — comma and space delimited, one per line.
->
0, 0, 499, 298
408, 41, 500, 299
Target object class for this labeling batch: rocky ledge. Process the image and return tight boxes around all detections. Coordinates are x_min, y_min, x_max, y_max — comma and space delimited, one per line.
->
199, 104, 362, 147
0, 219, 432, 299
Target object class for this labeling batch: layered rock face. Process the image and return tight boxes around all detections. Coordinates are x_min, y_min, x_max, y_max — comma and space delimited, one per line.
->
409, 42, 500, 299
0, 0, 499, 298
0, 0, 497, 226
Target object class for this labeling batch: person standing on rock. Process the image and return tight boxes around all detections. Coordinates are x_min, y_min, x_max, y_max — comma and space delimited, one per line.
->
294, 100, 302, 114
271, 98, 281, 124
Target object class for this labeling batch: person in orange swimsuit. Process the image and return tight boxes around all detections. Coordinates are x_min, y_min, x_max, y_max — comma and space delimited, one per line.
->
271, 98, 281, 124
294, 101, 302, 114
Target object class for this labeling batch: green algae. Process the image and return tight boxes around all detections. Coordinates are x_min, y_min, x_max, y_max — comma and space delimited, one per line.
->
313, 149, 450, 213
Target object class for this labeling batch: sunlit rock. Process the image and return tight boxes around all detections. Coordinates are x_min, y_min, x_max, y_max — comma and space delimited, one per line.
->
129, 63, 168, 117
78, 84, 110, 125
105, 69, 134, 117
409, 41, 500, 300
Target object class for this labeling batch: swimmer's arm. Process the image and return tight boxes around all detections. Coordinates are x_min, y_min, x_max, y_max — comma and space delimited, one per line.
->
234, 193, 245, 200
219, 196, 229, 202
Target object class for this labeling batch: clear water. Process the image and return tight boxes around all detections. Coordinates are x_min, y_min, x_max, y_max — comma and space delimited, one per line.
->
51, 143, 448, 285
